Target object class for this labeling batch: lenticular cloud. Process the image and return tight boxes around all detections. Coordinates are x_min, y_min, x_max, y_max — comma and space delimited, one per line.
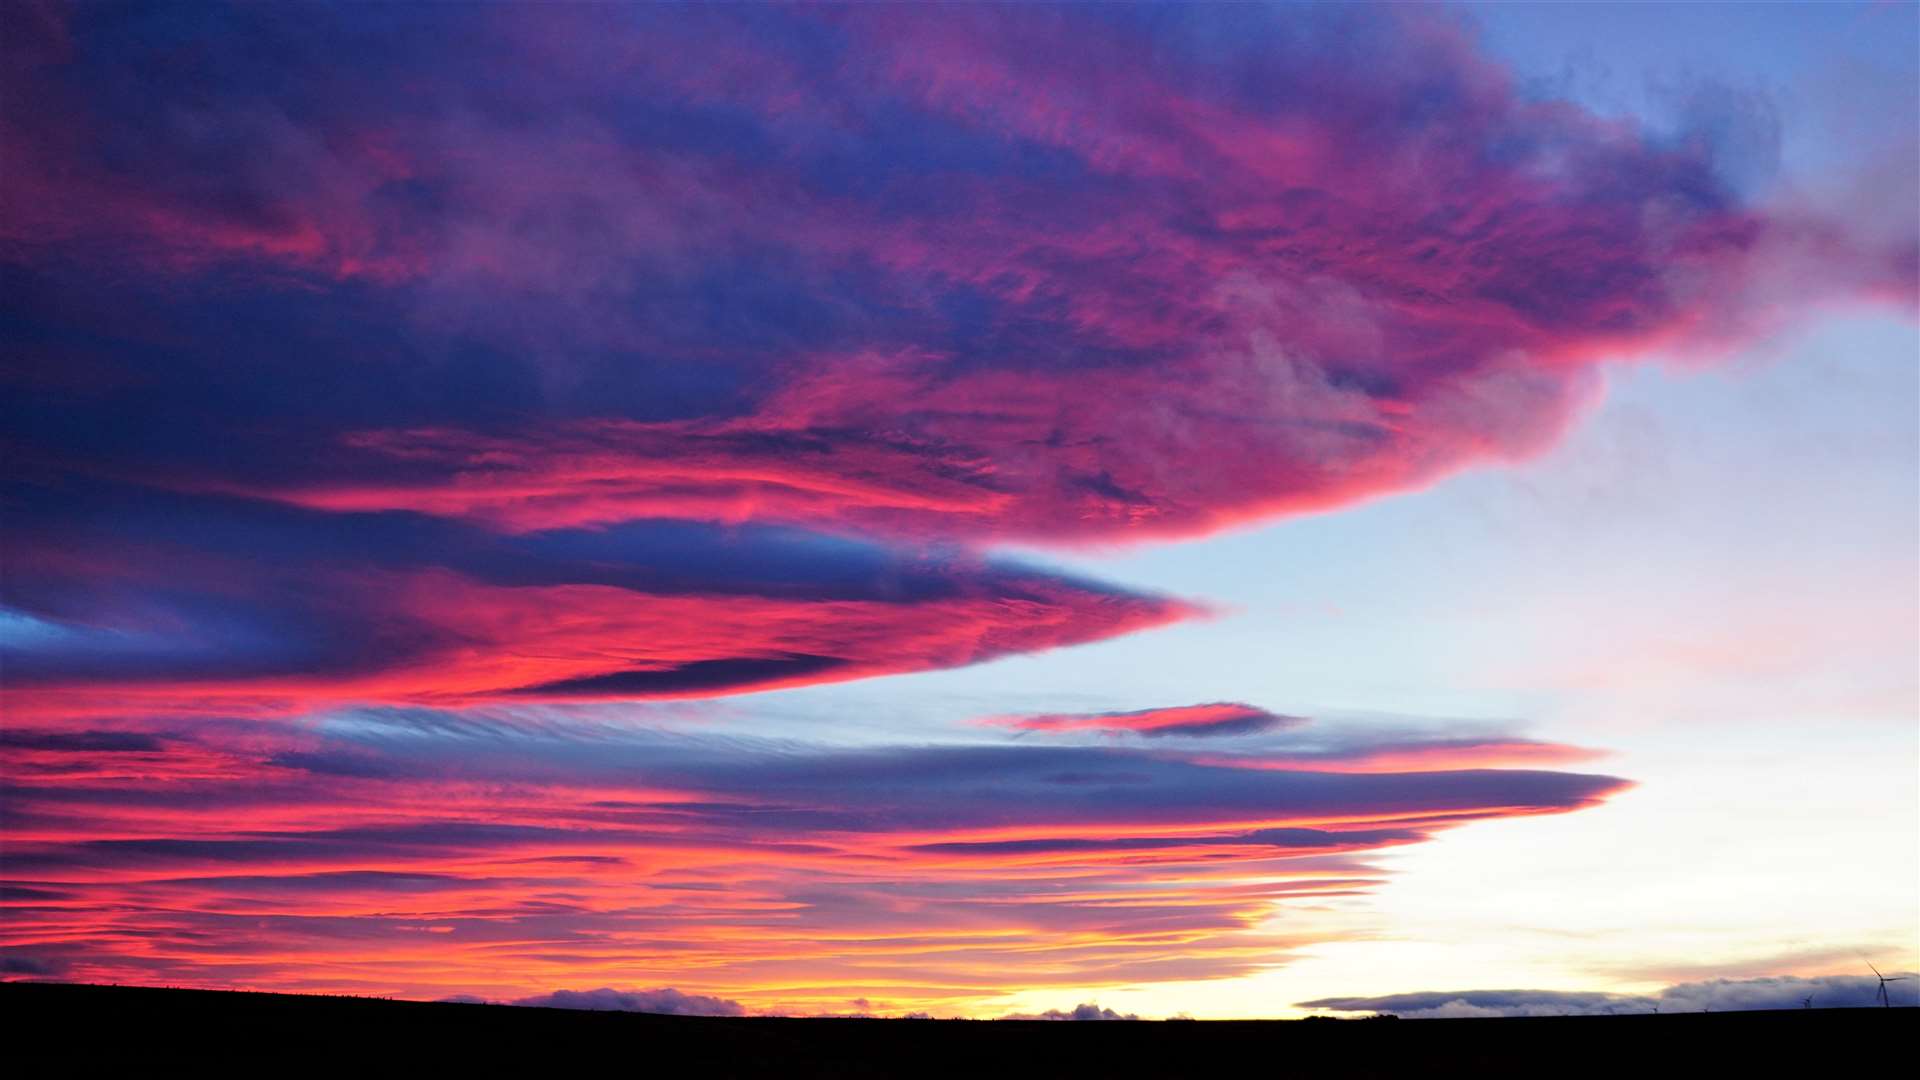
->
7, 2, 1912, 556
1, 484, 1191, 716
0, 1, 1907, 1011
5, 4, 1910, 711
0, 708, 1626, 1010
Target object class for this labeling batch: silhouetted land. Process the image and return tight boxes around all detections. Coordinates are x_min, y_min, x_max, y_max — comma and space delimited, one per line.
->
2, 981, 1910, 1076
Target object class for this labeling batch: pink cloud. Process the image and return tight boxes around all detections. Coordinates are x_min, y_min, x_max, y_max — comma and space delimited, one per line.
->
987, 703, 1301, 739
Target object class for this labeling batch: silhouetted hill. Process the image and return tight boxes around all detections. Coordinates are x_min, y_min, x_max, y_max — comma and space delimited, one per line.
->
2, 981, 1910, 1076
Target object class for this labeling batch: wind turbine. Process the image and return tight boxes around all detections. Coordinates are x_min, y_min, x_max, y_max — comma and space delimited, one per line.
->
1868, 963, 1909, 1008
1801, 994, 1813, 1010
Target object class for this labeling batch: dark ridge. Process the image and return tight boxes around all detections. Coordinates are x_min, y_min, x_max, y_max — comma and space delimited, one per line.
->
0, 981, 1910, 1076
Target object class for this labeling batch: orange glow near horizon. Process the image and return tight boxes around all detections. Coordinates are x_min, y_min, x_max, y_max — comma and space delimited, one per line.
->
6, 0, 1913, 1024
0, 708, 1626, 1014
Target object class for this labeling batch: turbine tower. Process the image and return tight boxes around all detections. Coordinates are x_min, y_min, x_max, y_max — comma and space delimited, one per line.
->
1868, 963, 1909, 1008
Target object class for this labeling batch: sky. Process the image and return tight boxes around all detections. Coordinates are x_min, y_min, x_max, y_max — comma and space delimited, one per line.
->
1, 1, 1915, 1018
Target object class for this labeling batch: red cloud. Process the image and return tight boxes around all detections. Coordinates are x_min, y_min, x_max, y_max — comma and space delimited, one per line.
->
3, 3, 1825, 1017
7, 4, 1911, 553
988, 702, 1300, 738
3, 5, 1911, 724
2, 485, 1197, 719
1188, 738, 1608, 775
0, 712, 1627, 1014
4, 555, 1195, 722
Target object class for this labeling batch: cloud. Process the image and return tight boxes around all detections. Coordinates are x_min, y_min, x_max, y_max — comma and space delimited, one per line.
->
989, 703, 1301, 739
982, 709, 1604, 772
0, 709, 1625, 1010
0, 731, 166, 753
1, 483, 1192, 718
4, 0, 1891, 1016
1186, 737, 1604, 774
0, 953, 68, 977
1002, 1003, 1138, 1021
0, 2, 1910, 719
1300, 972, 1920, 1016
5, 6, 1911, 550
514, 987, 746, 1017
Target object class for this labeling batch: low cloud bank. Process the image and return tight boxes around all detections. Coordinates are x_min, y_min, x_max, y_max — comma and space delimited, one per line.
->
513, 987, 747, 1017
1002, 1003, 1139, 1021
0, 953, 68, 977
1301, 972, 1920, 1017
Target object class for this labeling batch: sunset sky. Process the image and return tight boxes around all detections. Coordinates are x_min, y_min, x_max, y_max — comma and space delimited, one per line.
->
2, 1, 1915, 1018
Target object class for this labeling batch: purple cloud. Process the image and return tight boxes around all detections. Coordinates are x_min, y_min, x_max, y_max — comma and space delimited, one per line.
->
1002, 1003, 1139, 1021
514, 987, 746, 1017
0, 709, 1626, 1008
1300, 972, 1920, 1016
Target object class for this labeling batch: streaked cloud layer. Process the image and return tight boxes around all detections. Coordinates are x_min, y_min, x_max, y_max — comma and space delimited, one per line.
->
0, 709, 1622, 1011
3, 486, 1190, 715
1, 1, 1910, 1010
